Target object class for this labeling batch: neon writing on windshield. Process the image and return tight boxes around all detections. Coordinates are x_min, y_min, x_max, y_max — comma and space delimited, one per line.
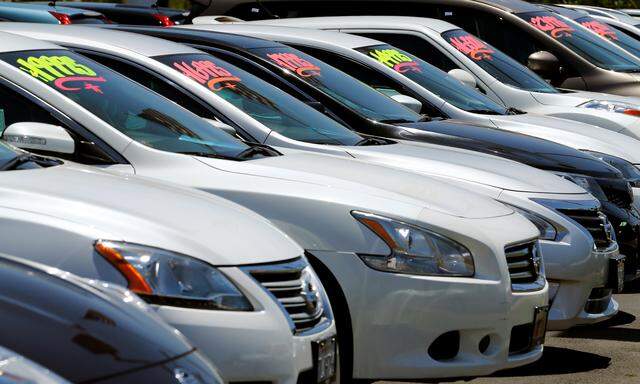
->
529, 16, 574, 39
266, 52, 321, 77
173, 60, 241, 91
449, 34, 495, 61
368, 49, 422, 73
17, 55, 106, 94
580, 20, 618, 40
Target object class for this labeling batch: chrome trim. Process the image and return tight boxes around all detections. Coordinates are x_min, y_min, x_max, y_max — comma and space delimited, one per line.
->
506, 239, 546, 293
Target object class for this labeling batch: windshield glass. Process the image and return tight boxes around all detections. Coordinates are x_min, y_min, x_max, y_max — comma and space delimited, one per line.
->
356, 44, 507, 114
249, 46, 421, 123
576, 16, 640, 58
442, 29, 559, 93
0, 50, 249, 158
517, 11, 640, 72
0, 141, 20, 168
155, 53, 363, 145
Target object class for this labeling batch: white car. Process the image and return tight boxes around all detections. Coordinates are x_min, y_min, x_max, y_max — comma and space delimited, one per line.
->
188, 20, 640, 206
14, 24, 620, 331
0, 30, 552, 381
0, 140, 336, 383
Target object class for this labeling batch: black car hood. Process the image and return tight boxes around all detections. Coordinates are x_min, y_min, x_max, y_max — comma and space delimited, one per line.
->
0, 258, 193, 383
399, 119, 623, 179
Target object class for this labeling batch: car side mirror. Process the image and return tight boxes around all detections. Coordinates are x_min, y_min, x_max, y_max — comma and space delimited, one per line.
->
203, 118, 237, 136
448, 69, 477, 89
2, 122, 74, 154
389, 94, 423, 113
527, 51, 560, 80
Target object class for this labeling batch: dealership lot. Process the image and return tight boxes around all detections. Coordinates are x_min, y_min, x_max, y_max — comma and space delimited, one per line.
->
380, 285, 640, 384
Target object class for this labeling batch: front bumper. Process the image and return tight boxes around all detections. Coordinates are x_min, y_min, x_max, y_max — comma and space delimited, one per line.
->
308, 249, 547, 380
153, 267, 337, 384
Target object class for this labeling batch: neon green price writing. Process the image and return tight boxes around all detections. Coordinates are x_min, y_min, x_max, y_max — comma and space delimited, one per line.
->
17, 55, 97, 83
369, 49, 421, 73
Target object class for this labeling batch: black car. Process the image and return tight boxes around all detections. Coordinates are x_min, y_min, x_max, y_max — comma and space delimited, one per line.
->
0, 254, 222, 383
99, 25, 640, 281
39, 1, 188, 25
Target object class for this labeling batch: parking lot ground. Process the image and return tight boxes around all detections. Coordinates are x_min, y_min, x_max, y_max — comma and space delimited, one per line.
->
377, 282, 640, 384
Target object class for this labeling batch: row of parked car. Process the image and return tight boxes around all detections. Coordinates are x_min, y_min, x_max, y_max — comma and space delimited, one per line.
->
2, 0, 640, 383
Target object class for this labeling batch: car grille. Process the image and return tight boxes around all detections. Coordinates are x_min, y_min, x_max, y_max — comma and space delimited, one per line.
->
505, 241, 541, 289
244, 258, 325, 334
557, 208, 615, 250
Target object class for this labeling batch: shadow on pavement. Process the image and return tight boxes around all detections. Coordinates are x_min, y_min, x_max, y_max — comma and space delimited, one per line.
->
556, 311, 639, 342
491, 346, 610, 377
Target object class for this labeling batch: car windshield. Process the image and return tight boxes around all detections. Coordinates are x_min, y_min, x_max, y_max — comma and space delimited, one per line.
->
0, 49, 249, 158
517, 11, 640, 72
249, 46, 422, 123
356, 44, 507, 114
154, 53, 364, 145
0, 141, 22, 168
442, 29, 559, 93
575, 16, 640, 58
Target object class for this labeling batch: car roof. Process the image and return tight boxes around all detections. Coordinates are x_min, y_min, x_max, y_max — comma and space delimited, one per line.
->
182, 23, 382, 49
0, 30, 60, 52
541, 4, 589, 20
0, 23, 199, 57
247, 15, 461, 34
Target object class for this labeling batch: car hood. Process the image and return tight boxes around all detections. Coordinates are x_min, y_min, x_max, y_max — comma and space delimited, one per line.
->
0, 255, 195, 383
399, 119, 622, 179
197, 150, 515, 219
0, 162, 302, 266
490, 114, 640, 164
531, 89, 640, 107
345, 140, 586, 194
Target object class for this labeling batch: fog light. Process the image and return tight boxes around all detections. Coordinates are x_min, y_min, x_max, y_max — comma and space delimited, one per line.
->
428, 331, 460, 361
479, 335, 491, 354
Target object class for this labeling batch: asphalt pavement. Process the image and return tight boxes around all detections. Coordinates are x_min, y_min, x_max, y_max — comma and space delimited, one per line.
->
378, 282, 640, 384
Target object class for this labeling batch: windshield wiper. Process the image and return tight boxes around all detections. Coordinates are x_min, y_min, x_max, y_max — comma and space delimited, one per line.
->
0, 153, 60, 171
355, 137, 390, 146
468, 109, 502, 115
236, 143, 282, 160
176, 151, 239, 160
378, 118, 417, 124
506, 107, 526, 115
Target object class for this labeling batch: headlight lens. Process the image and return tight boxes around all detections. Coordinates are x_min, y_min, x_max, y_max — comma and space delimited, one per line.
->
579, 100, 640, 116
554, 172, 607, 200
95, 240, 253, 311
0, 346, 70, 384
352, 211, 474, 276
503, 203, 557, 241
582, 150, 640, 188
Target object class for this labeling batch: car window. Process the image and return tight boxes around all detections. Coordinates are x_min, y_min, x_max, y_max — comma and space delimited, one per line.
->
441, 29, 559, 93
0, 49, 250, 158
354, 42, 507, 114
517, 11, 640, 72
576, 16, 640, 58
249, 46, 422, 123
154, 53, 364, 145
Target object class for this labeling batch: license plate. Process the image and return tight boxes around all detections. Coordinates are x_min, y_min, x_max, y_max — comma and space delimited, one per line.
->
531, 306, 549, 349
313, 337, 337, 383
608, 255, 626, 293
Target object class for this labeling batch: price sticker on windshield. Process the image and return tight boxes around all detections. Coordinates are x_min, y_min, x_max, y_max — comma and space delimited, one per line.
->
529, 15, 574, 39
172, 60, 241, 92
448, 34, 495, 61
17, 55, 106, 94
367, 48, 422, 73
266, 52, 321, 77
580, 20, 618, 40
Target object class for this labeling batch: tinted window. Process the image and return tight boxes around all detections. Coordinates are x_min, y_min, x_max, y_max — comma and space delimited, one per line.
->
576, 16, 640, 58
0, 50, 249, 158
249, 46, 422, 123
518, 11, 640, 72
155, 53, 363, 145
356, 44, 506, 114
442, 29, 558, 93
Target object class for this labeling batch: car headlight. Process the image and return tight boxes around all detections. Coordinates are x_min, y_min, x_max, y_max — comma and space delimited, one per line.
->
579, 100, 640, 116
502, 203, 557, 241
0, 346, 70, 384
582, 150, 640, 188
553, 172, 608, 200
95, 240, 253, 311
352, 211, 474, 276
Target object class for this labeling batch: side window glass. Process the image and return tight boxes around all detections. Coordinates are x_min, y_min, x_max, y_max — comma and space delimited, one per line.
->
82, 52, 217, 119
0, 83, 114, 164
291, 45, 444, 117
